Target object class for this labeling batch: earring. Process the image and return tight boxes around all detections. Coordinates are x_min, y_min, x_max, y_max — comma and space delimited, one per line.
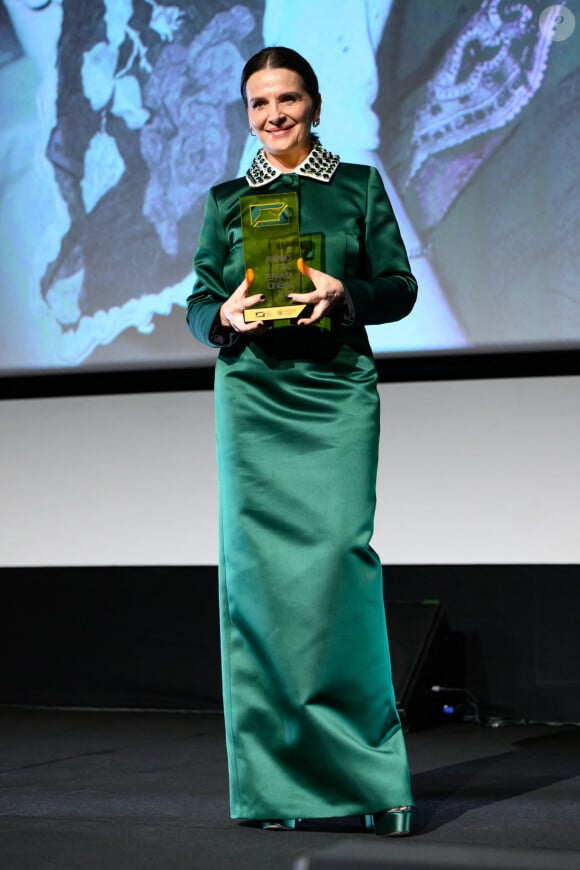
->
250, 127, 256, 136
313, 118, 320, 128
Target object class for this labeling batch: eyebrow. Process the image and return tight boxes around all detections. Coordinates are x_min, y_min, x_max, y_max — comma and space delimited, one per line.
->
250, 91, 303, 103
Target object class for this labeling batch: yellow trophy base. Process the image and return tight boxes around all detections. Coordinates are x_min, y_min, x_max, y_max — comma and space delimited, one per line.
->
244, 304, 306, 323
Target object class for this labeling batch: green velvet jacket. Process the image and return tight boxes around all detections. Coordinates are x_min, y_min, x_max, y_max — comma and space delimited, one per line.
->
186, 154, 417, 349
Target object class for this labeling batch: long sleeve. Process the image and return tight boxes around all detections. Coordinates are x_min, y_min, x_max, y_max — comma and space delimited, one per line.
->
343, 167, 417, 325
186, 188, 239, 348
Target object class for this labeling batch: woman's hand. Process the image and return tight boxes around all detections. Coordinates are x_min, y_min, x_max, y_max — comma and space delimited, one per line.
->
219, 269, 268, 334
289, 259, 346, 326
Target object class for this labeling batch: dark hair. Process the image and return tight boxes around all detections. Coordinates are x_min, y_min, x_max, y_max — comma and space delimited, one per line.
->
240, 46, 320, 107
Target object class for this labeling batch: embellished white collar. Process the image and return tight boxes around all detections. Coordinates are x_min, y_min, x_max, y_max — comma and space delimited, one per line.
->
246, 142, 340, 187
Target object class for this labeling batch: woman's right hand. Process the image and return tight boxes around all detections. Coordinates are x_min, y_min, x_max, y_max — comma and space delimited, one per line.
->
219, 269, 267, 334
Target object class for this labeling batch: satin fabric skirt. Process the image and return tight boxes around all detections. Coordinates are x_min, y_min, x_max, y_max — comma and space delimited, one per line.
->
214, 331, 412, 820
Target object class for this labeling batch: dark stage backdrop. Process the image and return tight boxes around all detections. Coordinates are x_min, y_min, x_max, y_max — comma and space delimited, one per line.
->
1, 0, 579, 377
1, 565, 579, 725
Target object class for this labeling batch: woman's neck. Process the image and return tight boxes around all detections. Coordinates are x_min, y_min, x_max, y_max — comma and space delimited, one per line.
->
263, 139, 315, 174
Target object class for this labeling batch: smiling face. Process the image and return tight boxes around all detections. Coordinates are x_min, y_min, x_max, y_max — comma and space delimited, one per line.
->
245, 67, 321, 171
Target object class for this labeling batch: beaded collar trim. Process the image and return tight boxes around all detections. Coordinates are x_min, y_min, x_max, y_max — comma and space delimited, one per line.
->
246, 142, 340, 187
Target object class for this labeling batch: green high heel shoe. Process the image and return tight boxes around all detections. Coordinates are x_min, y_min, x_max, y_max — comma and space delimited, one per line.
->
373, 807, 412, 837
361, 814, 374, 831
261, 819, 297, 831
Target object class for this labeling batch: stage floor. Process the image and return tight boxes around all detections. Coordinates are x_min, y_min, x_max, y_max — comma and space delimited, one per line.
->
1, 710, 579, 869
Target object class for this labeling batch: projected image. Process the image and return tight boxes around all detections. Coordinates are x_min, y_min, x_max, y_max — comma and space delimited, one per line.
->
0, 0, 578, 374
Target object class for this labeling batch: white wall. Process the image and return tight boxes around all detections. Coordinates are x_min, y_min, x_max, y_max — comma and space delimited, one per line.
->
1, 375, 578, 567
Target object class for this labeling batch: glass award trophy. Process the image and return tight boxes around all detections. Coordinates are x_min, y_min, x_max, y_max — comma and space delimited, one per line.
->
240, 192, 307, 323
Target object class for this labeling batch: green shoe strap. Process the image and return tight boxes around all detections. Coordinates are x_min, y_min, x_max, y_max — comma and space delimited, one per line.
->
374, 808, 411, 836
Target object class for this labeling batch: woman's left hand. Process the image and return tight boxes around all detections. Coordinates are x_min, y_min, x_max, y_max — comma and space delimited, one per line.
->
288, 259, 346, 326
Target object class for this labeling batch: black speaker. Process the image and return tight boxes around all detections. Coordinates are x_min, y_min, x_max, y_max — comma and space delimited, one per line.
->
293, 840, 580, 869
385, 599, 463, 729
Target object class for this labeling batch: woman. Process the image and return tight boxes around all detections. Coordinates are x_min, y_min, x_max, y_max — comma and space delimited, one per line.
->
186, 46, 416, 836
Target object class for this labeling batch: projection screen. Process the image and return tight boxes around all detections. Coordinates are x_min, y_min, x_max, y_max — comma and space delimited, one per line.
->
0, 0, 578, 376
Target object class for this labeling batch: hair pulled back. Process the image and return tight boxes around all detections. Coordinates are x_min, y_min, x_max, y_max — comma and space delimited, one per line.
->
240, 46, 320, 107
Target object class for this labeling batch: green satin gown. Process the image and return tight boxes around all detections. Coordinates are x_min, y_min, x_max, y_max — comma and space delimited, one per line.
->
187, 147, 417, 820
